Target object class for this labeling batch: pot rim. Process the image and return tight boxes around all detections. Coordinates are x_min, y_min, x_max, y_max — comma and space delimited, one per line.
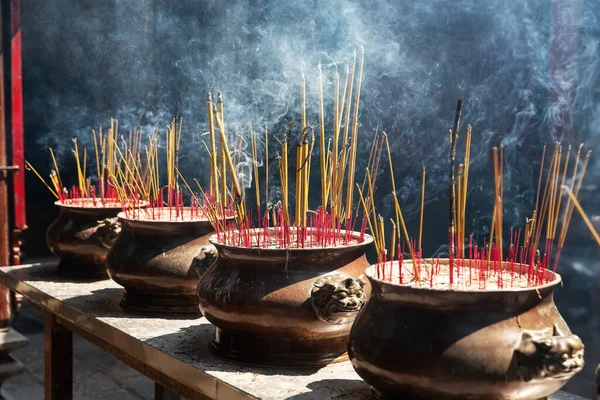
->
365, 258, 562, 293
209, 226, 374, 251
54, 198, 140, 210
117, 207, 235, 224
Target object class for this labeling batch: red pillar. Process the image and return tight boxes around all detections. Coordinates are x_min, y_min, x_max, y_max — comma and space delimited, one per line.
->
9, 0, 26, 266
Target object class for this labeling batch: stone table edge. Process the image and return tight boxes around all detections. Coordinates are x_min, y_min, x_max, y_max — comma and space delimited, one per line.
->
0, 263, 257, 400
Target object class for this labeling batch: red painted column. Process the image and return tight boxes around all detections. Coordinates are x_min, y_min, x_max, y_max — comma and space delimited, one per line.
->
9, 0, 26, 265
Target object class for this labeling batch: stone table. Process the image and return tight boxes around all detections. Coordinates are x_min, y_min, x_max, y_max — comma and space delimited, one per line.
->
0, 262, 587, 400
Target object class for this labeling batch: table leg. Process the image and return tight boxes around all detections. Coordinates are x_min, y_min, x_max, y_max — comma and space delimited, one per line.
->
44, 312, 72, 400
154, 382, 181, 400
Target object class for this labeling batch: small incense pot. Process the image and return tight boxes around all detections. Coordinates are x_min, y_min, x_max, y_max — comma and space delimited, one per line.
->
106, 208, 227, 314
348, 260, 584, 400
197, 228, 373, 366
46, 199, 126, 280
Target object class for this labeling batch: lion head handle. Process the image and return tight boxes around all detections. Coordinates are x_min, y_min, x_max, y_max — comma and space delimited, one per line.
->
310, 272, 367, 325
191, 245, 218, 274
514, 324, 584, 382
75, 218, 121, 248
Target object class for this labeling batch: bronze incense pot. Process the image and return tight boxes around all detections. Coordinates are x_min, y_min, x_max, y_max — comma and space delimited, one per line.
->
46, 199, 125, 280
348, 260, 584, 400
197, 228, 373, 366
106, 208, 226, 314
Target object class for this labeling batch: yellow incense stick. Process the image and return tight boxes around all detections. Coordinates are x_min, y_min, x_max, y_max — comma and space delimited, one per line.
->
419, 165, 426, 252
356, 186, 379, 255
333, 71, 340, 184
49, 148, 63, 190
265, 127, 269, 218
391, 192, 421, 283
214, 112, 242, 199
25, 161, 58, 198
207, 93, 219, 201
345, 48, 364, 219
559, 150, 591, 247
562, 185, 600, 245
559, 144, 583, 246
251, 128, 261, 208
390, 219, 397, 262
318, 64, 328, 210
552, 145, 571, 239
341, 52, 356, 218
384, 133, 402, 247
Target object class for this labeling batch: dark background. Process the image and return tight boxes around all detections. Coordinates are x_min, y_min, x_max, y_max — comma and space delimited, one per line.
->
21, 0, 600, 253
17, 0, 600, 396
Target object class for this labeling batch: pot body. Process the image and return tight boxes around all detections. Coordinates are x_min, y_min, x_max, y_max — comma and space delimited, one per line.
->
348, 262, 584, 400
197, 229, 373, 366
106, 211, 218, 314
46, 201, 123, 280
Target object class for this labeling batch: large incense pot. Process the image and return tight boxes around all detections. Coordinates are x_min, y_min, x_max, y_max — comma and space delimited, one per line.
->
46, 199, 125, 280
197, 228, 373, 366
348, 260, 584, 400
106, 208, 227, 314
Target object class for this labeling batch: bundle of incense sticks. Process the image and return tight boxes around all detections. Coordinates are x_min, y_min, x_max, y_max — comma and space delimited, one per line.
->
105, 118, 235, 222
201, 50, 375, 249
27, 118, 231, 222
358, 101, 592, 289
26, 119, 133, 208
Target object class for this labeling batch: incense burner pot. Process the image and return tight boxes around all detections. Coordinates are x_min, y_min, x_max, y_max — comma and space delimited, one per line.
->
106, 208, 228, 314
46, 200, 125, 280
197, 228, 373, 366
348, 261, 584, 400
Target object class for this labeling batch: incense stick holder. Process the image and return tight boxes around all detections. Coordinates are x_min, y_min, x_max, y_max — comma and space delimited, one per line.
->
46, 200, 125, 280
106, 208, 228, 315
197, 228, 372, 366
348, 260, 584, 400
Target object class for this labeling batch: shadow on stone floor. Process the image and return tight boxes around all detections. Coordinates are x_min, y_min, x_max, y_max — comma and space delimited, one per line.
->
284, 379, 370, 400
143, 323, 328, 377
13, 264, 109, 284
62, 288, 201, 321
